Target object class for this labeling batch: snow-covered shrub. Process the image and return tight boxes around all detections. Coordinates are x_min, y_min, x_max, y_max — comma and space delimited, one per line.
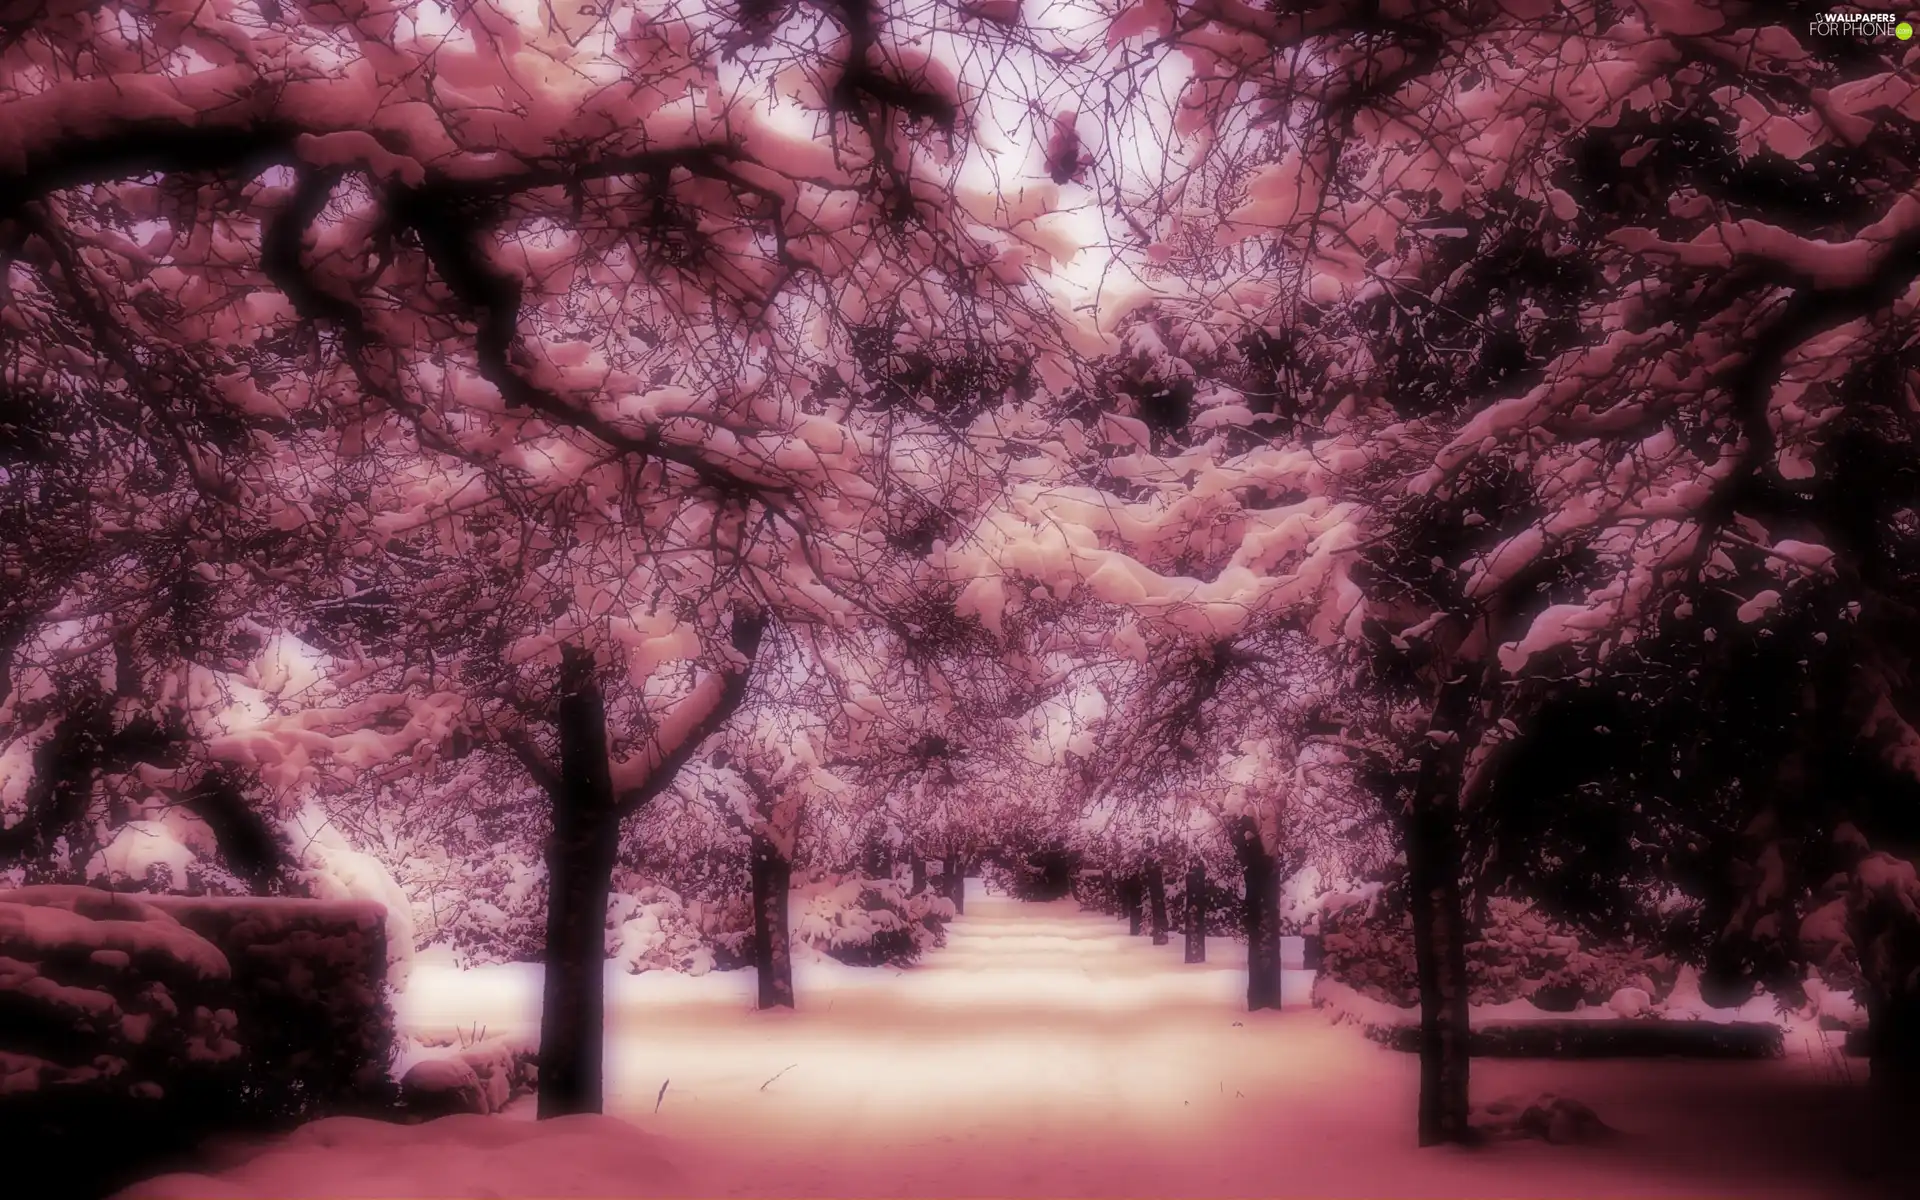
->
793, 874, 952, 966
396, 1032, 538, 1117
691, 891, 755, 971
1084, 865, 1258, 940
981, 847, 1079, 902
909, 886, 959, 940
1465, 896, 1676, 1010
283, 805, 416, 991
1071, 868, 1122, 916
1320, 879, 1677, 1008
1319, 880, 1419, 1004
607, 885, 722, 976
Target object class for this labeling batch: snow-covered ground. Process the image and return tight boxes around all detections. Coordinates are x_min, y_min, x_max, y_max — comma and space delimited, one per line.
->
122, 886, 1899, 1198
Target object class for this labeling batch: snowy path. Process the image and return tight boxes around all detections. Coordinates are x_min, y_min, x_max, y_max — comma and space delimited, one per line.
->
396, 890, 1888, 1198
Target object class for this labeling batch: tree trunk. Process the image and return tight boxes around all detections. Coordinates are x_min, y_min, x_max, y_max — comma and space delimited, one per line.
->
1184, 862, 1207, 964
910, 854, 927, 896
1235, 823, 1280, 1011
1405, 669, 1478, 1146
944, 852, 964, 913
1125, 875, 1144, 935
1846, 849, 1920, 1163
751, 832, 795, 1010
1146, 859, 1169, 946
864, 836, 893, 880
533, 612, 763, 1117
537, 649, 620, 1119
1869, 992, 1920, 1100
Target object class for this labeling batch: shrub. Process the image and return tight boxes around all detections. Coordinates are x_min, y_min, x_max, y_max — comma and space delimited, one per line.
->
1320, 880, 1678, 1008
793, 874, 952, 966
607, 885, 723, 976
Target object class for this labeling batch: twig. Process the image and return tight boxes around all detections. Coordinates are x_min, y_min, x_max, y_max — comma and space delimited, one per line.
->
655, 1079, 670, 1113
759, 1063, 799, 1091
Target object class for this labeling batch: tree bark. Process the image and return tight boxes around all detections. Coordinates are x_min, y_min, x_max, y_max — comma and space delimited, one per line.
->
536, 647, 620, 1118
943, 852, 964, 913
1405, 669, 1479, 1146
1125, 875, 1144, 935
1234, 822, 1280, 1011
910, 854, 927, 896
750, 832, 795, 1010
1146, 859, 1169, 946
1184, 862, 1207, 964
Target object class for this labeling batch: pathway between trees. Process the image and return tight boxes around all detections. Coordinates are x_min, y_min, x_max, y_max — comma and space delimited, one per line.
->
409, 890, 1885, 1198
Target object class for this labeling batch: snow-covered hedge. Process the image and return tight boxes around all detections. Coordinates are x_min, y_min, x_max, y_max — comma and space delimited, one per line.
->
1320, 882, 1677, 1008
416, 862, 952, 975
146, 895, 396, 1117
0, 886, 242, 1100
0, 887, 246, 1200
1313, 975, 1791, 1059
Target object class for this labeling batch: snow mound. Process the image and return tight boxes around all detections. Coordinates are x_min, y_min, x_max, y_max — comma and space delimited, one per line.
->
1476, 1091, 1617, 1145
111, 1113, 687, 1199
398, 1058, 487, 1116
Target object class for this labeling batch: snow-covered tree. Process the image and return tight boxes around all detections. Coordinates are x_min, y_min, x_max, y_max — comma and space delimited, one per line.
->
1060, 0, 1920, 1140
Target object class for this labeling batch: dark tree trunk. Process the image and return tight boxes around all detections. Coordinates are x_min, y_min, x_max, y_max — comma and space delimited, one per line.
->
944, 852, 964, 913
863, 836, 893, 880
1869, 992, 1920, 1100
1865, 995, 1920, 1195
1125, 875, 1144, 935
1846, 844, 1920, 1154
1184, 862, 1207, 964
1146, 859, 1169, 946
751, 832, 795, 1010
530, 610, 764, 1119
1234, 823, 1280, 1011
1405, 669, 1478, 1146
911, 854, 927, 896
537, 648, 620, 1119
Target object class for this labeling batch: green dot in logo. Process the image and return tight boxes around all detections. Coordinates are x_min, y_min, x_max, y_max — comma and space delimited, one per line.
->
1900, 20, 1915, 40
